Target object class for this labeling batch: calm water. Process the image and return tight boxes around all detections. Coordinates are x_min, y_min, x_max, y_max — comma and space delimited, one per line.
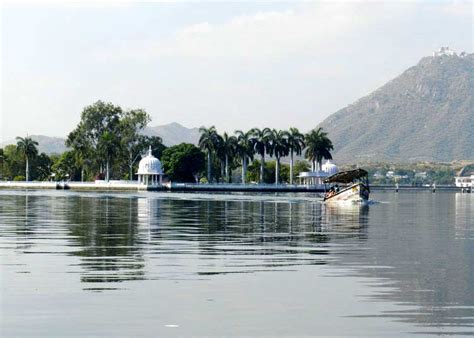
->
0, 190, 473, 337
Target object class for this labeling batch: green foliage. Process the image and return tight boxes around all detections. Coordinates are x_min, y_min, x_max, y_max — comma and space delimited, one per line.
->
13, 175, 25, 181
305, 127, 333, 169
2, 145, 25, 180
66, 100, 161, 181
293, 160, 310, 177
16, 136, 39, 181
31, 153, 53, 181
247, 160, 290, 183
51, 151, 81, 181
161, 143, 205, 182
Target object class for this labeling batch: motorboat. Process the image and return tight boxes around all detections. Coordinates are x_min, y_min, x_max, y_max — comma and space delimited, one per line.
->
323, 169, 370, 203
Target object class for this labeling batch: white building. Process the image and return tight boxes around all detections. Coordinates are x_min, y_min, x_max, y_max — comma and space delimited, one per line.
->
433, 46, 457, 57
298, 160, 338, 186
322, 160, 338, 176
136, 146, 164, 186
455, 175, 474, 188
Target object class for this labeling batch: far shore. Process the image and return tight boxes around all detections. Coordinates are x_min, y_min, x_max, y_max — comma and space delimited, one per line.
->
0, 181, 467, 193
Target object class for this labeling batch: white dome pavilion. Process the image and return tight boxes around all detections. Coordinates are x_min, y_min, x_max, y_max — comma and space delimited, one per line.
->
322, 160, 338, 176
137, 146, 164, 186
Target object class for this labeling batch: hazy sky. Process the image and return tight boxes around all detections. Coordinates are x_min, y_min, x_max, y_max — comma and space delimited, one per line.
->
1, 0, 472, 142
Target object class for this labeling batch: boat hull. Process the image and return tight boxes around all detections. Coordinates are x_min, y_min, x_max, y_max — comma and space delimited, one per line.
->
324, 183, 369, 203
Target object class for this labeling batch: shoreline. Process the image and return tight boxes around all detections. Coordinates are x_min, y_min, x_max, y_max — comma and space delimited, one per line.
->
0, 181, 468, 193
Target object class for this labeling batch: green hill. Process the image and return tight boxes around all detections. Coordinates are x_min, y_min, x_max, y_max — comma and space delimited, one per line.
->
319, 51, 473, 163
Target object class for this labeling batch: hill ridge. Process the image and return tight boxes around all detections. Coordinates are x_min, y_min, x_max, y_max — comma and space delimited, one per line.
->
318, 52, 473, 163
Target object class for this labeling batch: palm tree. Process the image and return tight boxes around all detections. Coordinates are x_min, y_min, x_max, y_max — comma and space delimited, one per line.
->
250, 127, 272, 183
98, 131, 119, 182
235, 130, 254, 184
219, 132, 237, 183
199, 126, 219, 183
285, 128, 306, 184
269, 129, 289, 185
16, 136, 39, 181
304, 127, 333, 172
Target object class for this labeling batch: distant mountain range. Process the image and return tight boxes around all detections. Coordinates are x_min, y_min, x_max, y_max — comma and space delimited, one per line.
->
143, 122, 200, 146
2, 51, 472, 162
0, 135, 69, 155
0, 123, 201, 154
318, 51, 473, 163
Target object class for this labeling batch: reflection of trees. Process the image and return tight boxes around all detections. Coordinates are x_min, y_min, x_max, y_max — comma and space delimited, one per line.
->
141, 197, 369, 275
66, 196, 145, 286
1, 194, 36, 250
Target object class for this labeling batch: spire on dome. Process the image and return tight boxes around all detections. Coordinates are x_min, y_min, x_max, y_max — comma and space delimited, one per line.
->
148, 146, 152, 156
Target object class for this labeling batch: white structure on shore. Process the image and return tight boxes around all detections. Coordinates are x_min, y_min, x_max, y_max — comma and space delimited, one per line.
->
137, 146, 164, 186
298, 160, 338, 186
322, 160, 338, 176
455, 175, 473, 189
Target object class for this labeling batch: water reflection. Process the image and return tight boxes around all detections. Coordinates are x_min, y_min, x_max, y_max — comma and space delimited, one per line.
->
0, 192, 370, 288
1, 190, 473, 334
66, 196, 145, 285
134, 197, 369, 278
341, 192, 474, 335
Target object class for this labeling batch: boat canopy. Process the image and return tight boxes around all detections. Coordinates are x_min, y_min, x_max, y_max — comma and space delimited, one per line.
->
324, 169, 368, 184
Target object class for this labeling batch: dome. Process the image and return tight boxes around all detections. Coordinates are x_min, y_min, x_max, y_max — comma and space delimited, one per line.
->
137, 146, 163, 175
322, 160, 338, 175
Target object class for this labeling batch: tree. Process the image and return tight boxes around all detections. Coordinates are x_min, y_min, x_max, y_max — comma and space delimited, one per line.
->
98, 131, 120, 181
198, 126, 220, 183
67, 101, 122, 179
285, 128, 305, 184
218, 132, 237, 183
16, 136, 39, 181
161, 143, 205, 182
0, 148, 4, 179
235, 130, 254, 184
250, 127, 272, 183
119, 109, 151, 180
32, 153, 53, 181
67, 101, 153, 181
2, 145, 23, 180
269, 129, 289, 185
66, 128, 91, 182
304, 127, 333, 171
293, 160, 310, 180
52, 151, 81, 181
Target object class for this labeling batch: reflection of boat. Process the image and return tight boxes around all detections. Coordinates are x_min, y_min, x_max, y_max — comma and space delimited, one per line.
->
322, 202, 370, 231
323, 169, 370, 203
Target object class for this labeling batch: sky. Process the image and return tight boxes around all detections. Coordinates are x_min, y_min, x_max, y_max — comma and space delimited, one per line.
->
1, 0, 472, 142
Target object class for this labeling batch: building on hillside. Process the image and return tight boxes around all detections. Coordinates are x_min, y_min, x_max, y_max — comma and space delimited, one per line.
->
137, 146, 164, 186
433, 46, 457, 57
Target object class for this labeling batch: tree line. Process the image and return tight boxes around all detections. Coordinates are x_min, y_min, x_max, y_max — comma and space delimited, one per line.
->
198, 126, 333, 184
0, 101, 334, 184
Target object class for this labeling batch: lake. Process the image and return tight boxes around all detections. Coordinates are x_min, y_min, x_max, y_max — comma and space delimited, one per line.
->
0, 190, 473, 336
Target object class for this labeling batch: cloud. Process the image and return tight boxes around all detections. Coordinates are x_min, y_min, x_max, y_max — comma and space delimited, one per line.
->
91, 3, 367, 62
94, 1, 462, 64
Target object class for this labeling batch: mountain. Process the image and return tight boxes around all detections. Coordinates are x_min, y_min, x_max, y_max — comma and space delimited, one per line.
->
144, 122, 200, 146
319, 50, 473, 163
0, 123, 200, 155
1, 135, 68, 155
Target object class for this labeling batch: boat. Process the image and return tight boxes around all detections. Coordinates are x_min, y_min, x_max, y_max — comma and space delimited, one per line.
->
323, 169, 370, 203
